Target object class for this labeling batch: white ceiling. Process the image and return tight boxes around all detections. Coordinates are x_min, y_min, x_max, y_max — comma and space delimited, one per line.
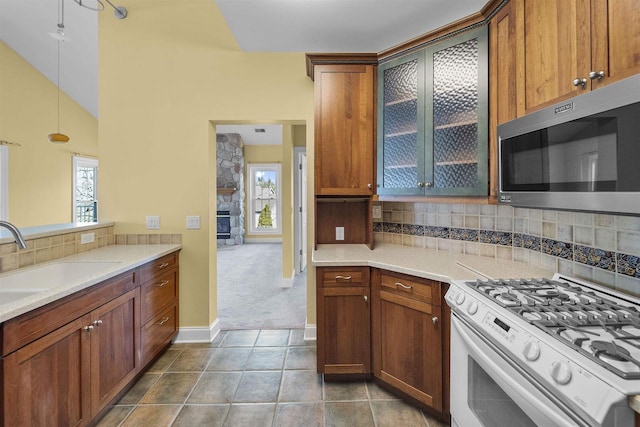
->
216, 124, 283, 145
0, 0, 487, 123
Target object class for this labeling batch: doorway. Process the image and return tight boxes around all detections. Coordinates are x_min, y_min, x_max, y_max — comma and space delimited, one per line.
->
213, 122, 308, 330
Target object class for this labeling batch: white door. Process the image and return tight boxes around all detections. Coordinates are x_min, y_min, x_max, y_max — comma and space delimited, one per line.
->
300, 152, 307, 272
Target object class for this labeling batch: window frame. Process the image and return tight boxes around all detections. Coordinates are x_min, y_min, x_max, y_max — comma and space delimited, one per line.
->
72, 156, 98, 223
247, 163, 281, 234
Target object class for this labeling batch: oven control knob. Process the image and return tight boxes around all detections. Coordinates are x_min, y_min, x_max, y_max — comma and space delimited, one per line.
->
466, 301, 478, 315
455, 293, 466, 306
550, 361, 572, 385
522, 340, 540, 361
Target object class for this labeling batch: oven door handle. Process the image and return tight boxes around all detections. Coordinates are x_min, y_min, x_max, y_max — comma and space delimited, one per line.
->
453, 314, 591, 427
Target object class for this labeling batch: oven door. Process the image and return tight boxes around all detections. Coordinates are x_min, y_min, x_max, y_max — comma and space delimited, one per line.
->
451, 315, 591, 427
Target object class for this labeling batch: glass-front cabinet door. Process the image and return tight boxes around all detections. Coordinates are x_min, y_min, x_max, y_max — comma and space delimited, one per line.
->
377, 26, 488, 197
377, 52, 425, 196
426, 26, 488, 196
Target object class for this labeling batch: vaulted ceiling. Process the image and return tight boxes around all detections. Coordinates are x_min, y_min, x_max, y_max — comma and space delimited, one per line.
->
0, 0, 486, 123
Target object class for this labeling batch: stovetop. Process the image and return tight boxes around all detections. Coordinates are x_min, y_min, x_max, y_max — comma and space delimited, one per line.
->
464, 277, 640, 380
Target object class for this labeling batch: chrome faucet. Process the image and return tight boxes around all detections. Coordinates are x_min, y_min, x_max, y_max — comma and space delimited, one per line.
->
0, 221, 27, 249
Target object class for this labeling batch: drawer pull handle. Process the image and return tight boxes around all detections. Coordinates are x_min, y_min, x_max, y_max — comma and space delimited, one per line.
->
157, 316, 170, 326
156, 280, 170, 287
335, 275, 352, 281
83, 325, 94, 332
395, 282, 412, 290
93, 319, 103, 327
157, 262, 170, 269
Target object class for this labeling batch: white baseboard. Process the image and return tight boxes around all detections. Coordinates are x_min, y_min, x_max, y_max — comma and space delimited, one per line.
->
281, 269, 296, 288
173, 318, 221, 343
244, 237, 282, 243
304, 320, 316, 341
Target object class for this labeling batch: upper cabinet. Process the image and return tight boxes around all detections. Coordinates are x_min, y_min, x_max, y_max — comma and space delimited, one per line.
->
377, 27, 488, 197
313, 63, 376, 196
516, 0, 640, 115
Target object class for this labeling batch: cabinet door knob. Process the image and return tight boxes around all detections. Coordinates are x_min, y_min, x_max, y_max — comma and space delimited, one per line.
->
93, 319, 103, 327
589, 70, 605, 80
364, 295, 368, 303
572, 78, 587, 87
83, 325, 94, 332
417, 182, 425, 188
425, 182, 433, 188
432, 316, 439, 325
367, 183, 372, 189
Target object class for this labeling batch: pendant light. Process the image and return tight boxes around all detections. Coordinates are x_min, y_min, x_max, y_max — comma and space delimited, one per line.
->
48, 0, 70, 143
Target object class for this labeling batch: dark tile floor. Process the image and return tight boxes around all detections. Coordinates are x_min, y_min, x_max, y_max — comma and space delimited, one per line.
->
97, 329, 446, 427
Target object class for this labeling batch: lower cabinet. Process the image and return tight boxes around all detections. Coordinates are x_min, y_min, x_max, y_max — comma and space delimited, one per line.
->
316, 267, 371, 375
316, 265, 450, 418
371, 269, 443, 411
0, 250, 180, 427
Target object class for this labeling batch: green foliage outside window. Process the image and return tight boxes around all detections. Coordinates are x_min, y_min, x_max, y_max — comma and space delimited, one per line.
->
258, 204, 273, 228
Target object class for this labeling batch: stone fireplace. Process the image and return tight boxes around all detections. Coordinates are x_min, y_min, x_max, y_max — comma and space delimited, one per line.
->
216, 133, 245, 246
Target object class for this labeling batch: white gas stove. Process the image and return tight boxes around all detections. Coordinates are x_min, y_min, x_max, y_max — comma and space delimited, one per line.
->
446, 273, 640, 427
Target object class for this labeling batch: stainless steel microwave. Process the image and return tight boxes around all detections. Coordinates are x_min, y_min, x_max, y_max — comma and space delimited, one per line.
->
498, 73, 640, 215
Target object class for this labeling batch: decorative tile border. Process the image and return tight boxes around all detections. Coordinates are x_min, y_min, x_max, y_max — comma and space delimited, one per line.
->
377, 221, 640, 279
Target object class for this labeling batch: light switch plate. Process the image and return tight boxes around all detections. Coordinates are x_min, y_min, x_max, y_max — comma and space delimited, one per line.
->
186, 215, 200, 229
146, 215, 160, 230
372, 205, 382, 219
336, 227, 345, 241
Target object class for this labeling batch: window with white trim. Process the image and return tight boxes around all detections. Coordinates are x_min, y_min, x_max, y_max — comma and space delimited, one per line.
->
73, 156, 98, 223
248, 163, 281, 234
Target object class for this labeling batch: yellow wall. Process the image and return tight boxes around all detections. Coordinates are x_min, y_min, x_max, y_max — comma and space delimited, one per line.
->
99, 0, 316, 329
0, 41, 98, 228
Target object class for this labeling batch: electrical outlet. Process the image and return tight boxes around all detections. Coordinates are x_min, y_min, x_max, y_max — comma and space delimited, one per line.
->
186, 215, 200, 229
372, 205, 382, 219
336, 227, 345, 241
80, 232, 95, 244
146, 216, 160, 230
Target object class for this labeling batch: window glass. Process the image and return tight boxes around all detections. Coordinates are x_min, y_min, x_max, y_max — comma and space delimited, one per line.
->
73, 156, 98, 223
248, 164, 280, 234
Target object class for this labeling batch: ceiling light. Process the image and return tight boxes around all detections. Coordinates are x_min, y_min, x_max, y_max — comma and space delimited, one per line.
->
74, 0, 128, 19
49, 0, 70, 144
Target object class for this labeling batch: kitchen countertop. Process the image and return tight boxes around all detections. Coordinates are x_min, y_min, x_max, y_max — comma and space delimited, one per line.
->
312, 243, 554, 283
0, 244, 181, 323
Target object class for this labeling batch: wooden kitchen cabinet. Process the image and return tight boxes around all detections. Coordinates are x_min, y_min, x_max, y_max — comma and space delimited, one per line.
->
90, 288, 140, 414
377, 26, 489, 198
371, 269, 444, 412
139, 252, 180, 365
1, 250, 180, 427
316, 267, 371, 375
515, 0, 640, 115
3, 314, 92, 426
312, 63, 376, 196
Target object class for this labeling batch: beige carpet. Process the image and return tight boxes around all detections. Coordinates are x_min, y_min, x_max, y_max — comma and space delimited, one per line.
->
216, 243, 307, 330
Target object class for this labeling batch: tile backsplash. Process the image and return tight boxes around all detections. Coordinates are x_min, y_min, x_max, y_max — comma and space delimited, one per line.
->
0, 226, 182, 274
374, 202, 640, 296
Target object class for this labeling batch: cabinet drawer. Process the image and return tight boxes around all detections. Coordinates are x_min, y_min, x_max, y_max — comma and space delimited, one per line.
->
138, 252, 178, 284
320, 267, 369, 287
141, 303, 178, 364
378, 272, 440, 305
141, 269, 178, 324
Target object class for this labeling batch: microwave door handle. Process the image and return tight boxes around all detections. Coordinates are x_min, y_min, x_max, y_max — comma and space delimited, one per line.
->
452, 316, 589, 427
